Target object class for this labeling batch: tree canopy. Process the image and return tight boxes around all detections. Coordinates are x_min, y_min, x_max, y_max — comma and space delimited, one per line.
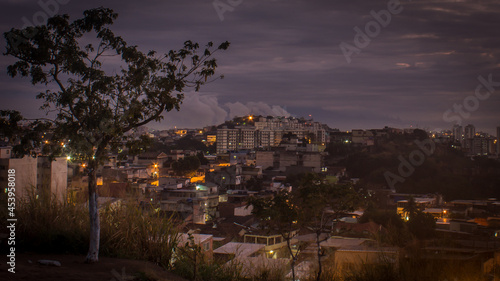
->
4, 7, 229, 263
172, 155, 201, 177
5, 7, 229, 164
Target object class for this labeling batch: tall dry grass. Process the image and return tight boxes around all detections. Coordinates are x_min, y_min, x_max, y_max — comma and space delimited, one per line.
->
100, 202, 180, 269
15, 190, 89, 253
9, 190, 179, 269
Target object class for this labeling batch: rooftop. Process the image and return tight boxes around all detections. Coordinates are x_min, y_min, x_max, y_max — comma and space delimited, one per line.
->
213, 242, 265, 257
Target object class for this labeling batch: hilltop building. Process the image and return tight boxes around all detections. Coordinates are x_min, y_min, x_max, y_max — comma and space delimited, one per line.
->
216, 116, 329, 154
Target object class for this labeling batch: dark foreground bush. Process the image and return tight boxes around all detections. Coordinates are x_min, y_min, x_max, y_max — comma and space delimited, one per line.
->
12, 192, 179, 269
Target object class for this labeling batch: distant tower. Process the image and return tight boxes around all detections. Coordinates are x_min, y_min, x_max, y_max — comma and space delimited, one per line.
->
452, 124, 463, 143
464, 124, 475, 139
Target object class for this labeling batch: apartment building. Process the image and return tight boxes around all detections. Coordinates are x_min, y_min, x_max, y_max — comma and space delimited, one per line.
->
216, 116, 330, 153
0, 146, 67, 202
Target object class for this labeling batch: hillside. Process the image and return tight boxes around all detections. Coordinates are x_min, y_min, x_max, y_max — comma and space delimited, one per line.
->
332, 133, 500, 200
0, 253, 187, 281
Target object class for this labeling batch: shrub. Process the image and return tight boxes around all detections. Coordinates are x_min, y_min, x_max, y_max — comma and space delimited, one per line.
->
100, 202, 180, 269
12, 191, 179, 269
15, 190, 89, 254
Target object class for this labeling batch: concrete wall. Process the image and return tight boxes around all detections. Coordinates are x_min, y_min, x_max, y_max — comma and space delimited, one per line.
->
0, 157, 38, 199
256, 151, 274, 170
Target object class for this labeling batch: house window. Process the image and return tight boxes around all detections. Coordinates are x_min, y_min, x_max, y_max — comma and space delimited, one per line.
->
203, 242, 210, 251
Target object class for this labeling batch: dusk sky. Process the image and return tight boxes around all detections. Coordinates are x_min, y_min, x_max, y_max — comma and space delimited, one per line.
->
1, 0, 499, 134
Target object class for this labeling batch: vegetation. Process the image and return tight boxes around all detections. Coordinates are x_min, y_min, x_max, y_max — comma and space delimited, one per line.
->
4, 7, 229, 262
3, 190, 177, 270
172, 234, 243, 281
297, 175, 360, 281
249, 173, 361, 281
172, 155, 201, 177
328, 131, 500, 200
248, 190, 301, 281
100, 203, 179, 268
0, 192, 490, 281
13, 190, 89, 254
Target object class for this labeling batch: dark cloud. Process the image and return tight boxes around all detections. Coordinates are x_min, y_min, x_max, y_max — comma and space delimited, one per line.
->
1, 0, 499, 134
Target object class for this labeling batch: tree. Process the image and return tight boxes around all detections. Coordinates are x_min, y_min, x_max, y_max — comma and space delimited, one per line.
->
196, 152, 209, 165
0, 110, 51, 157
172, 155, 201, 177
175, 233, 204, 281
175, 135, 208, 151
407, 210, 436, 240
296, 175, 360, 281
403, 196, 418, 221
4, 7, 229, 263
248, 190, 301, 281
245, 177, 264, 191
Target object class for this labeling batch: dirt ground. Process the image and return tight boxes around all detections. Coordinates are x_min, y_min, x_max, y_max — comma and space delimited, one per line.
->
0, 252, 187, 281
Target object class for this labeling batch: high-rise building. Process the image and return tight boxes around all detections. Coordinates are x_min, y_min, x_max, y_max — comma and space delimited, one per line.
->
216, 116, 330, 153
463, 124, 475, 149
216, 128, 239, 154
452, 125, 463, 143
464, 124, 475, 139
470, 137, 489, 156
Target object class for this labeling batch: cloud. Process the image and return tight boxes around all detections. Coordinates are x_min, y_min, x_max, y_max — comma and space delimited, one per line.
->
2, 0, 500, 134
160, 93, 227, 129
225, 101, 291, 118
156, 93, 291, 129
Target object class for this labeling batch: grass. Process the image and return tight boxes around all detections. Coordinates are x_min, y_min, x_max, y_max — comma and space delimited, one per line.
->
2, 192, 490, 281
6, 190, 180, 270
100, 202, 179, 269
14, 190, 89, 254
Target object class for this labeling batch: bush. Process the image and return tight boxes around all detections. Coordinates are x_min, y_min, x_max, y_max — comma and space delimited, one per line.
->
12, 191, 179, 269
100, 202, 180, 269
15, 191, 89, 254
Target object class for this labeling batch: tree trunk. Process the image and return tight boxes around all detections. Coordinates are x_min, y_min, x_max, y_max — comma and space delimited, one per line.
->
286, 236, 296, 281
85, 159, 100, 263
316, 231, 322, 281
